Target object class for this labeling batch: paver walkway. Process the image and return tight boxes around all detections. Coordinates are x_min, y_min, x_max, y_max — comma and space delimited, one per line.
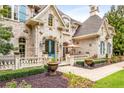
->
58, 62, 124, 81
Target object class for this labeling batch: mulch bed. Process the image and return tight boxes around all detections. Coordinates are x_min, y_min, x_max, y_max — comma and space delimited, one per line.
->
0, 72, 68, 88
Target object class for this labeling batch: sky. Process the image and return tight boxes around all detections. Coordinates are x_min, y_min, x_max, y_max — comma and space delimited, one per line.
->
57, 5, 111, 22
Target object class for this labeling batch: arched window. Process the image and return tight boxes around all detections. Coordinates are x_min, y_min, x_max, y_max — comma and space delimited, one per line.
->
19, 5, 27, 22
100, 41, 105, 55
19, 37, 26, 57
48, 14, 53, 26
107, 43, 111, 54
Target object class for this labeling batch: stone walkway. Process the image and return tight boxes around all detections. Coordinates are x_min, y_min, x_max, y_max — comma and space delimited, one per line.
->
58, 62, 124, 81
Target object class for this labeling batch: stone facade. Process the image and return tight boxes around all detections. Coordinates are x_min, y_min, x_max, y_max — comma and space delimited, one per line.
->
0, 5, 115, 60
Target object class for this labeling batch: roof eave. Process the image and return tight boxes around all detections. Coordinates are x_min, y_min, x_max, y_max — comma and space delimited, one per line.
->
73, 33, 100, 40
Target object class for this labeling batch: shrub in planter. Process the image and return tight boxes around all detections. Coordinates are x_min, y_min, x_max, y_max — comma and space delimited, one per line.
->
47, 58, 59, 76
85, 58, 94, 67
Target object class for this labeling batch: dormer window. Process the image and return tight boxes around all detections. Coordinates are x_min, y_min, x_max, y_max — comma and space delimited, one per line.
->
48, 14, 54, 26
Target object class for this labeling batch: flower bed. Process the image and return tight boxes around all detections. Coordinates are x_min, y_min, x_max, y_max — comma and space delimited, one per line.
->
64, 72, 94, 88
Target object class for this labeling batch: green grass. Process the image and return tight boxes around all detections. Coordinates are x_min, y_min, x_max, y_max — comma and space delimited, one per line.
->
0, 66, 46, 81
93, 70, 124, 88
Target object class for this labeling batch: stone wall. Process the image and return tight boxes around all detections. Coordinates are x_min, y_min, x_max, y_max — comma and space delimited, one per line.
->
0, 18, 35, 57
74, 37, 98, 57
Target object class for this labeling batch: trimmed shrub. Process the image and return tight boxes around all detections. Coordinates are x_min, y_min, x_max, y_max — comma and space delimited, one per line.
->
0, 66, 46, 81
111, 56, 121, 63
93, 58, 107, 64
75, 61, 84, 66
118, 56, 124, 61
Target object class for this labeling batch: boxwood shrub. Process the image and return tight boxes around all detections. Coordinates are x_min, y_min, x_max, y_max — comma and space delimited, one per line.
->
93, 58, 107, 64
75, 61, 84, 66
0, 66, 47, 81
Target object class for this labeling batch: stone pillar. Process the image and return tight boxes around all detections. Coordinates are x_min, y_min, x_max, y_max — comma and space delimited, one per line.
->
14, 51, 20, 70
61, 33, 64, 61
35, 26, 39, 57
70, 55, 74, 66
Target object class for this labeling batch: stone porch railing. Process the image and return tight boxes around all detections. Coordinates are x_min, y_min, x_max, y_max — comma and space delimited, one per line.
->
0, 55, 47, 70
66, 54, 88, 66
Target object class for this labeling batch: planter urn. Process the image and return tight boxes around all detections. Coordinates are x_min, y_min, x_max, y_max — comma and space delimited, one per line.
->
47, 62, 59, 76
85, 59, 94, 66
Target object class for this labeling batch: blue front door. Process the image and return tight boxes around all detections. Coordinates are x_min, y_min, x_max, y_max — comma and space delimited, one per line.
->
45, 40, 55, 58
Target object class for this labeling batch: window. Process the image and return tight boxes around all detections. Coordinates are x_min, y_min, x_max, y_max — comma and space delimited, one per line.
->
107, 43, 111, 54
100, 41, 105, 55
48, 14, 53, 26
19, 5, 27, 22
2, 5, 12, 18
19, 37, 26, 57
14, 5, 18, 20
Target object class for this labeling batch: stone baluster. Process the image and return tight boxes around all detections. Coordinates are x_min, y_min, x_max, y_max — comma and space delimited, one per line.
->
14, 52, 20, 70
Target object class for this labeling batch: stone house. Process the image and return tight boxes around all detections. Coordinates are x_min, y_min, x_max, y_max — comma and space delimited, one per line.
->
0, 5, 115, 60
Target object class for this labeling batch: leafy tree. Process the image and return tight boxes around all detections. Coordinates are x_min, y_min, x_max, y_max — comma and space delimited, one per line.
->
105, 5, 124, 55
0, 6, 13, 55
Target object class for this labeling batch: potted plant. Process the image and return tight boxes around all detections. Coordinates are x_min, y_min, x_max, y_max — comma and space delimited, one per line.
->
85, 58, 94, 67
47, 58, 59, 76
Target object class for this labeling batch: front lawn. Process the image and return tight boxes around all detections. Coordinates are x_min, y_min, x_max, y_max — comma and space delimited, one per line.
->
93, 70, 124, 88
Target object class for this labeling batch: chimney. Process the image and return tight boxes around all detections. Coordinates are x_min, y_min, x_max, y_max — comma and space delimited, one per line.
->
89, 5, 99, 16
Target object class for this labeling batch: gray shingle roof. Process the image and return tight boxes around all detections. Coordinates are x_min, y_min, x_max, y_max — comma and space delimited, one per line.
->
74, 15, 103, 37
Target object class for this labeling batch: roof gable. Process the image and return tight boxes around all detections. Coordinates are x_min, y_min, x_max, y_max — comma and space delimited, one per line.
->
74, 15, 103, 37
33, 5, 66, 27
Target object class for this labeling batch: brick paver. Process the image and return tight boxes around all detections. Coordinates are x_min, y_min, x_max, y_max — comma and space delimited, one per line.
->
58, 62, 124, 81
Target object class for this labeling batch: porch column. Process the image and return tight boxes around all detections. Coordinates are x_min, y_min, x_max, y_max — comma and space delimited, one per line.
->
61, 33, 64, 61
35, 26, 39, 57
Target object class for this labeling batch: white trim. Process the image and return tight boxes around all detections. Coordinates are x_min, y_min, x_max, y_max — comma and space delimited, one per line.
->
33, 5, 66, 27
53, 5, 66, 27
73, 33, 99, 39
11, 5, 14, 20
33, 5, 50, 19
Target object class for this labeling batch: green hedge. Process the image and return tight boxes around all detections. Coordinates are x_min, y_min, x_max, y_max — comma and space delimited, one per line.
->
0, 66, 46, 81
75, 61, 84, 66
93, 59, 107, 64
